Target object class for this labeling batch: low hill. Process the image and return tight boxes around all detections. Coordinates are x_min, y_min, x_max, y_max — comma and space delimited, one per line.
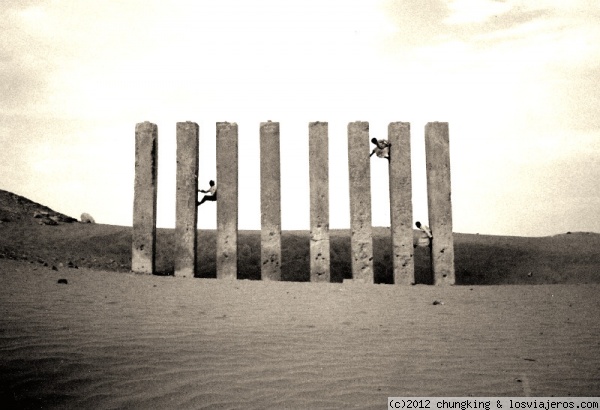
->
0, 189, 77, 225
1, 189, 598, 284
0, 219, 598, 285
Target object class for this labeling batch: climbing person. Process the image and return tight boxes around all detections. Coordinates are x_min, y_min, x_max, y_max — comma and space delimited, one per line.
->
415, 221, 432, 249
369, 137, 391, 161
197, 180, 217, 206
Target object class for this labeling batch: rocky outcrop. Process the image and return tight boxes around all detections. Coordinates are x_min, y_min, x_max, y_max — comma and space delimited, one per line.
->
80, 213, 95, 224
0, 190, 77, 225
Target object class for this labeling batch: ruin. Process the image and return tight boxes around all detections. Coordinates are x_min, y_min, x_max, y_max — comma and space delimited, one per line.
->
132, 121, 454, 285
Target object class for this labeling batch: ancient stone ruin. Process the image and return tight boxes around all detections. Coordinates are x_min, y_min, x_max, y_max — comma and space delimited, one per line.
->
132, 121, 454, 285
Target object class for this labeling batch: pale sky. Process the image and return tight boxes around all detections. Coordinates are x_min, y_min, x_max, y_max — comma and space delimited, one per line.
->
1, 0, 599, 236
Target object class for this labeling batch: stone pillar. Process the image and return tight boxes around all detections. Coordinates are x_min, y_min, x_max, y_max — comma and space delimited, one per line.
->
216, 122, 238, 280
388, 122, 415, 284
347, 121, 374, 283
174, 122, 199, 278
132, 122, 158, 274
309, 122, 330, 282
425, 122, 455, 285
260, 121, 281, 281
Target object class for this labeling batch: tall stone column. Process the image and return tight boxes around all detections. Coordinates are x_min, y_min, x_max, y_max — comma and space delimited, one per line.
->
425, 122, 455, 285
388, 122, 415, 284
174, 122, 199, 278
347, 121, 374, 283
260, 121, 282, 281
216, 122, 238, 280
309, 122, 330, 282
132, 122, 158, 274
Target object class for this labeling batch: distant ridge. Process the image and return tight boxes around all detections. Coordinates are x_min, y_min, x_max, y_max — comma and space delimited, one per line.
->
0, 189, 77, 225
0, 190, 598, 285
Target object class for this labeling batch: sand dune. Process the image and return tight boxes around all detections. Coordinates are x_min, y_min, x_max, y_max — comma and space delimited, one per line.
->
1, 259, 599, 409
1, 221, 599, 285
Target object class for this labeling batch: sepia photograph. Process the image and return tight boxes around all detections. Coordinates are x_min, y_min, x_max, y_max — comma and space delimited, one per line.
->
1, 0, 599, 408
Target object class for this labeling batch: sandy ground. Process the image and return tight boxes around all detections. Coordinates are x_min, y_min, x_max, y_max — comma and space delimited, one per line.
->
1, 259, 599, 409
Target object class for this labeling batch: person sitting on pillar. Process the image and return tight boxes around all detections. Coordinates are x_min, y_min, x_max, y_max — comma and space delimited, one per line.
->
369, 138, 391, 161
415, 221, 432, 249
197, 180, 217, 206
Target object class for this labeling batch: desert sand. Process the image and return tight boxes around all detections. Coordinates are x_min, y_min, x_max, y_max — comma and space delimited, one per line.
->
1, 258, 599, 409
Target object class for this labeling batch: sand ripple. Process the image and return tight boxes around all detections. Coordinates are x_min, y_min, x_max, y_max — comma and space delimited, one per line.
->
1, 260, 599, 408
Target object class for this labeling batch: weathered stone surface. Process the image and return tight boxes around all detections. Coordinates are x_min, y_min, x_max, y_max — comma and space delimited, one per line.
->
347, 121, 373, 283
132, 122, 158, 274
216, 122, 238, 280
425, 122, 455, 285
80, 213, 95, 224
174, 122, 199, 278
260, 121, 281, 281
309, 122, 330, 282
388, 122, 414, 285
